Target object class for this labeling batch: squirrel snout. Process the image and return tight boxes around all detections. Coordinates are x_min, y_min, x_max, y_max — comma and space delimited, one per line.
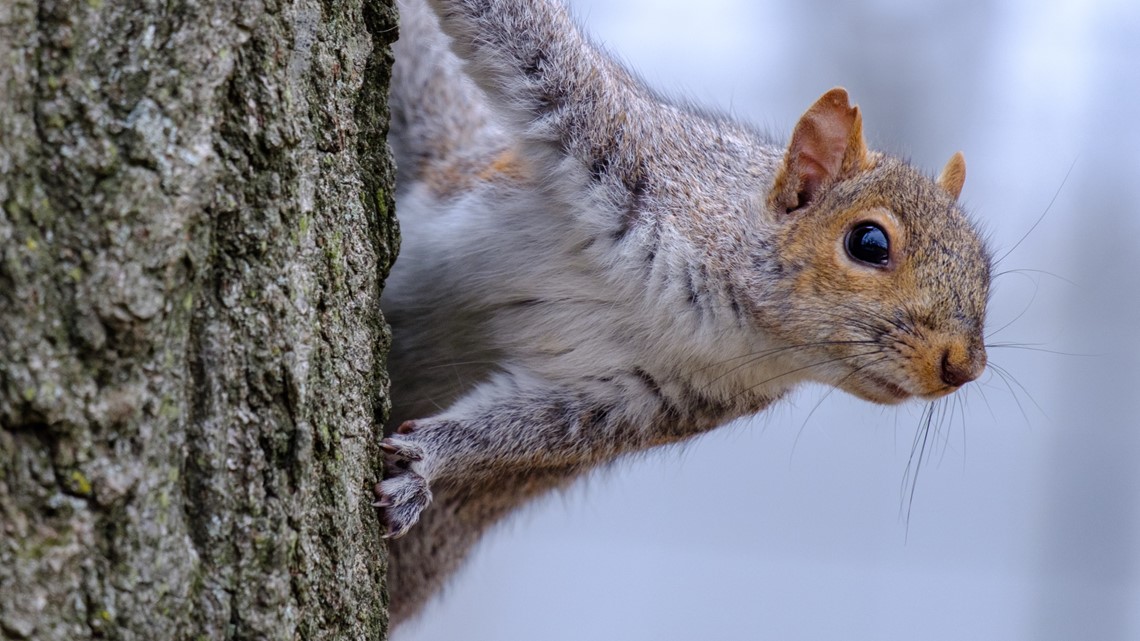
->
939, 344, 986, 388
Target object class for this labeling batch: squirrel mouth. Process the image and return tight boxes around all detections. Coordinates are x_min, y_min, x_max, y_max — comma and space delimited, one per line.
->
858, 374, 912, 404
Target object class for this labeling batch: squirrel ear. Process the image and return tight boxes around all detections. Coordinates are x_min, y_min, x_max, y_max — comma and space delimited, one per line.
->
771, 87, 870, 213
937, 151, 967, 200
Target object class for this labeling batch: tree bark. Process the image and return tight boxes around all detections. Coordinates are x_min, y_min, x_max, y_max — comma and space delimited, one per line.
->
0, 0, 398, 638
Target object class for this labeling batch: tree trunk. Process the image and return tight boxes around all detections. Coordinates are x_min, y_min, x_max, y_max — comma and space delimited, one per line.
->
0, 0, 398, 638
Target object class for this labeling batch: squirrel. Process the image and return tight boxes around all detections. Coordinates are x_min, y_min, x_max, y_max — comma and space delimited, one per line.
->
377, 0, 992, 626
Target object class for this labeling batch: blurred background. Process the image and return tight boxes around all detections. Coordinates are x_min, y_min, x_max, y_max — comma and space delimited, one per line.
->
401, 0, 1140, 639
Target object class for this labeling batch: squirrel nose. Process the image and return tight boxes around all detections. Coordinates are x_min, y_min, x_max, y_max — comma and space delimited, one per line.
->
940, 345, 985, 388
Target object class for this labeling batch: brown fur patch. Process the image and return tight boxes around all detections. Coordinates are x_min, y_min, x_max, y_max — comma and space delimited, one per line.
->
477, 147, 530, 182
421, 147, 530, 199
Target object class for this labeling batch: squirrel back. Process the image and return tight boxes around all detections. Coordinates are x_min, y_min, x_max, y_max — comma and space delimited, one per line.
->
380, 0, 991, 626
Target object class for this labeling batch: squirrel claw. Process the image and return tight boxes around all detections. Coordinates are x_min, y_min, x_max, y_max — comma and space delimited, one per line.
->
380, 436, 425, 462
375, 470, 432, 538
376, 435, 433, 538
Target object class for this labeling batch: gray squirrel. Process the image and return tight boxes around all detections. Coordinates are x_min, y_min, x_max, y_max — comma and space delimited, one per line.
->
378, 0, 991, 625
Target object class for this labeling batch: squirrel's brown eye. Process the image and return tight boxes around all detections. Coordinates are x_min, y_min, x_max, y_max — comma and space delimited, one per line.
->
846, 223, 890, 266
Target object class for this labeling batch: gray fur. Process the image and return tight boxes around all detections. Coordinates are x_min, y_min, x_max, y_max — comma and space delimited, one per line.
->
380, 0, 991, 626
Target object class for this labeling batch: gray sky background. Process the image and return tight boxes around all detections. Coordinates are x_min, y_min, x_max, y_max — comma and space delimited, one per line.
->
400, 0, 1140, 639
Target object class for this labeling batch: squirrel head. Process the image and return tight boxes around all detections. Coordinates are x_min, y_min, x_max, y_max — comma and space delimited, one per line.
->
751, 88, 990, 404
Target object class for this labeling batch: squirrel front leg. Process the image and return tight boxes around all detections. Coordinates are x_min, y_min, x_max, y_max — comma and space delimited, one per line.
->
376, 368, 703, 538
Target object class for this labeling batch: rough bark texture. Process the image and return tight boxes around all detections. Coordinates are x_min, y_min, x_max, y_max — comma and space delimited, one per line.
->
0, 0, 398, 638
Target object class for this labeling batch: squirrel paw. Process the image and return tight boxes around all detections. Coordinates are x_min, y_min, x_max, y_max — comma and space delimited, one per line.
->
374, 435, 432, 538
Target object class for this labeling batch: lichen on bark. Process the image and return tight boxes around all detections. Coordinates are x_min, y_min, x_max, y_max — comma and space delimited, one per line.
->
0, 0, 398, 638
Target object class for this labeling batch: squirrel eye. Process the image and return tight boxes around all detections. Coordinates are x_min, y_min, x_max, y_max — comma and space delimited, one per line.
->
846, 223, 891, 266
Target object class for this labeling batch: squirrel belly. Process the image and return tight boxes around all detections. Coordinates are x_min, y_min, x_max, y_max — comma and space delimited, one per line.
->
379, 0, 992, 626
